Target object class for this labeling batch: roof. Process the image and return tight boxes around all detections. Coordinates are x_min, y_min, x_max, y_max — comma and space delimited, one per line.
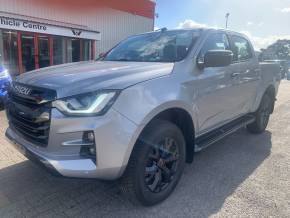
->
30, 0, 156, 19
157, 28, 249, 37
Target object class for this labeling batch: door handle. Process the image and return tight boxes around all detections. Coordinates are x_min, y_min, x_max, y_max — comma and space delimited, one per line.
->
231, 72, 240, 78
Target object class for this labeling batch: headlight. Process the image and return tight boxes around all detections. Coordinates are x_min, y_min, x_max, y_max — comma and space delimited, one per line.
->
52, 91, 119, 116
0, 70, 9, 79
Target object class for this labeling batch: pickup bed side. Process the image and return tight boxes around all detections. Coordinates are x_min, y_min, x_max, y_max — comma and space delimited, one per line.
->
251, 62, 281, 113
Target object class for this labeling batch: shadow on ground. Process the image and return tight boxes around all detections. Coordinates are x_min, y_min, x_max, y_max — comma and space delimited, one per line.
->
0, 129, 272, 217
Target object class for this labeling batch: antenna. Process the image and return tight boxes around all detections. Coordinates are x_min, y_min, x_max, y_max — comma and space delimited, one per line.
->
225, 13, 230, 29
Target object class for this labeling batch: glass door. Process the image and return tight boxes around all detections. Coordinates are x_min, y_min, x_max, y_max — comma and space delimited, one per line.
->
53, 36, 65, 65
71, 39, 81, 62
38, 35, 50, 68
21, 33, 35, 73
82, 39, 91, 61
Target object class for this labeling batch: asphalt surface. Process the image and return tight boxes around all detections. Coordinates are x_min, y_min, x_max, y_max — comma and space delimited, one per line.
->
0, 81, 289, 218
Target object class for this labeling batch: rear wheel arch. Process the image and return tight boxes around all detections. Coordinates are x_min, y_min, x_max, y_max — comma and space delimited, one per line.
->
263, 85, 276, 113
247, 88, 273, 134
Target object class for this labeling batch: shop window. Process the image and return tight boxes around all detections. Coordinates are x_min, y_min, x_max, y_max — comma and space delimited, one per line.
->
2, 30, 19, 76
53, 36, 65, 65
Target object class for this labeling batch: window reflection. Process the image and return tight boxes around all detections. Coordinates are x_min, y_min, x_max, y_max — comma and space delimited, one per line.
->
2, 30, 18, 76
0, 30, 95, 75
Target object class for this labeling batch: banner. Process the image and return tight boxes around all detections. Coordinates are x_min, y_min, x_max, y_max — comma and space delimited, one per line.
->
0, 16, 100, 40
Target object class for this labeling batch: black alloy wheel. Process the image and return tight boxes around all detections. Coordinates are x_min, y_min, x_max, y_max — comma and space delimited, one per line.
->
120, 120, 186, 206
145, 137, 180, 193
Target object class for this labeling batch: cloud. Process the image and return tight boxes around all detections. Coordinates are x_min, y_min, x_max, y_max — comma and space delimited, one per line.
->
247, 21, 264, 27
175, 19, 290, 50
177, 19, 214, 29
258, 22, 264, 27
280, 8, 290, 13
241, 31, 290, 50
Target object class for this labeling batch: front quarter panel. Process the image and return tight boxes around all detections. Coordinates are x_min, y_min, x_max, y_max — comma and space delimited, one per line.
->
112, 73, 197, 129
112, 74, 198, 167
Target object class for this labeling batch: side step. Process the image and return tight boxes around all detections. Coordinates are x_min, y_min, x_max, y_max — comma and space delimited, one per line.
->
195, 115, 255, 152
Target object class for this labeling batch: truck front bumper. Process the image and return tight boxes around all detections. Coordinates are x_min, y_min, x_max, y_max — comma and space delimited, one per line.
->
5, 108, 140, 180
6, 129, 62, 176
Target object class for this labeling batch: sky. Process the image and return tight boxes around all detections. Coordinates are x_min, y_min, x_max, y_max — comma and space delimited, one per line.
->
154, 0, 290, 50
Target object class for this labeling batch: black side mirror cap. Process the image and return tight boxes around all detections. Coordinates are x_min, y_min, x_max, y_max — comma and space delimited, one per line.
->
201, 50, 233, 68
99, 53, 106, 58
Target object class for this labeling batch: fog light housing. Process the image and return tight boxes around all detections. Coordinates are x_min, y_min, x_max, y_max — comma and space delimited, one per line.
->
80, 131, 96, 160
87, 132, 95, 142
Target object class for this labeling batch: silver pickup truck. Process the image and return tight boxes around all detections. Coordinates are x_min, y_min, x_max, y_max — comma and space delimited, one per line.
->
5, 28, 280, 206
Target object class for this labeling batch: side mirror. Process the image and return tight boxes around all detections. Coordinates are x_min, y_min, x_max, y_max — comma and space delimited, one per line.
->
99, 52, 106, 58
198, 50, 233, 68
97, 52, 107, 61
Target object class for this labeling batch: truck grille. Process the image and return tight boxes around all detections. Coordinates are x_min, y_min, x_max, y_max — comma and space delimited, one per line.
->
7, 83, 56, 147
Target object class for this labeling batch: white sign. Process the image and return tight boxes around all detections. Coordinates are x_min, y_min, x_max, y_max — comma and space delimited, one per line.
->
0, 17, 100, 40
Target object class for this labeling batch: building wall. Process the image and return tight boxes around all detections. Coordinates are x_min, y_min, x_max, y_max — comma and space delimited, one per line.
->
0, 0, 154, 56
88, 8, 154, 56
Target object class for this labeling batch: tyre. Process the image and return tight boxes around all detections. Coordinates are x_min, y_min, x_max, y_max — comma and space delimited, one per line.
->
247, 92, 273, 134
120, 120, 186, 206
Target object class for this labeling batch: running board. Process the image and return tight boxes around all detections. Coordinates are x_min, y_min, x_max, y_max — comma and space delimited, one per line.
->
195, 115, 255, 152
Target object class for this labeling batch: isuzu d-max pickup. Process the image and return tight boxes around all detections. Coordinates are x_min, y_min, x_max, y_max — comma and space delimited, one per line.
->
5, 28, 280, 206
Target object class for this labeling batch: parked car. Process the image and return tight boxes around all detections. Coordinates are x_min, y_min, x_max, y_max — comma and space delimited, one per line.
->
0, 65, 12, 108
5, 28, 281, 206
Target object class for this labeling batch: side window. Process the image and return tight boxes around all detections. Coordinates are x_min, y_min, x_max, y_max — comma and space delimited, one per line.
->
200, 33, 230, 57
231, 36, 253, 62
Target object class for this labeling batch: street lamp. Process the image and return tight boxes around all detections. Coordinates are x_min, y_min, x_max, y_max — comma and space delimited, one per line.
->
225, 13, 230, 29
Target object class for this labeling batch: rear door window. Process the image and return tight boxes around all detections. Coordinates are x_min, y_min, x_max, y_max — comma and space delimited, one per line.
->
231, 36, 253, 62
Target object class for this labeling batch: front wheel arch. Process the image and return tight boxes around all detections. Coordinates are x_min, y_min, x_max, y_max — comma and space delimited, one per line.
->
138, 108, 195, 163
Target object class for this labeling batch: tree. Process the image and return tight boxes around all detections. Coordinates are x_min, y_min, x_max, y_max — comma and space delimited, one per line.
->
261, 40, 290, 60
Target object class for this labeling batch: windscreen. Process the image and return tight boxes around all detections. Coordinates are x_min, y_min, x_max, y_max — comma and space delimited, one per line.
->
104, 30, 200, 63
